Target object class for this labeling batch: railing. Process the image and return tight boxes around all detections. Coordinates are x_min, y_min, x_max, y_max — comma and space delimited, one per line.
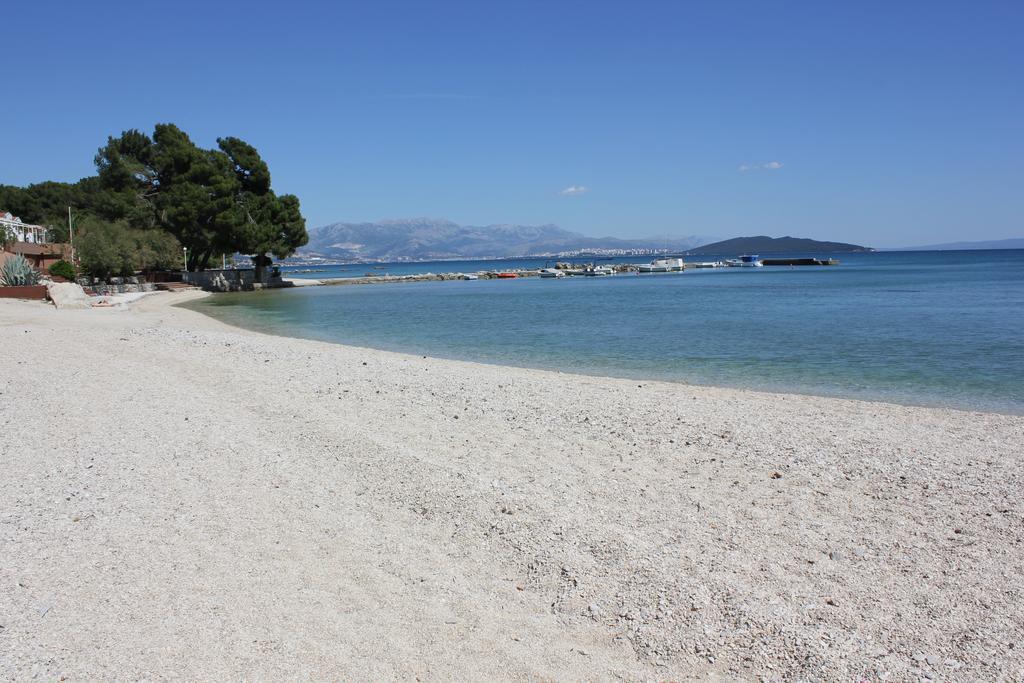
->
0, 218, 50, 244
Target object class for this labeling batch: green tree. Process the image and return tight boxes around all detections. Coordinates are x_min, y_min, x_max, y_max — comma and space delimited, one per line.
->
1, 177, 137, 243
0, 181, 78, 241
0, 222, 14, 247
77, 217, 185, 279
218, 137, 308, 279
6, 122, 306, 276
0, 185, 29, 219
76, 218, 136, 279
133, 228, 182, 272
95, 125, 204, 252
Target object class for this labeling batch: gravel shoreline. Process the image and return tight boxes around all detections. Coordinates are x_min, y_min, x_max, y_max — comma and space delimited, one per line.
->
2, 292, 1021, 680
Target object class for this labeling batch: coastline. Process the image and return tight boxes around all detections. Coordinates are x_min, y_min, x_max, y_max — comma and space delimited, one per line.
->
182, 291, 1020, 418
188, 284, 1024, 418
1, 293, 1022, 679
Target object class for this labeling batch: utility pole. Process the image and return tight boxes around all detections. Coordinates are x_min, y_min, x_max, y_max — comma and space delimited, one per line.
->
67, 206, 75, 264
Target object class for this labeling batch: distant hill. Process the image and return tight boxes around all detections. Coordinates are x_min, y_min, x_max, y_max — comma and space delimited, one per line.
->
889, 238, 1024, 251
689, 235, 873, 254
299, 218, 716, 261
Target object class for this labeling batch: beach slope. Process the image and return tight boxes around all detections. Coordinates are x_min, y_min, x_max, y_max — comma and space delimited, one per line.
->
1, 293, 1021, 680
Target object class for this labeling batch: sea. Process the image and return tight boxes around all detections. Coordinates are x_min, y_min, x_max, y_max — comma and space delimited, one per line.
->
185, 250, 1024, 414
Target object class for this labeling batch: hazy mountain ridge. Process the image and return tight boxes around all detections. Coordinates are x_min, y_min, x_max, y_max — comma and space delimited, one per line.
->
888, 238, 1024, 251
690, 235, 873, 254
300, 218, 715, 260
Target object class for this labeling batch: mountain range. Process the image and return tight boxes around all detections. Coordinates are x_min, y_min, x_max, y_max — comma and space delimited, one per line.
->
888, 238, 1024, 251
299, 218, 716, 261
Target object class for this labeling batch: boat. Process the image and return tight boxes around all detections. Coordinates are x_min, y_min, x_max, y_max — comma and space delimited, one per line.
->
496, 272, 519, 279
461, 273, 479, 280
690, 261, 725, 268
582, 264, 614, 277
727, 255, 763, 267
539, 268, 564, 278
638, 258, 685, 273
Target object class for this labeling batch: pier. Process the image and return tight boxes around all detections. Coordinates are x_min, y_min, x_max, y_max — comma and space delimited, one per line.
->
760, 257, 839, 266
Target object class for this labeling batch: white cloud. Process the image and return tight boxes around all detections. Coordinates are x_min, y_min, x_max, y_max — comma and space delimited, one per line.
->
379, 93, 481, 100
559, 185, 590, 196
739, 161, 784, 172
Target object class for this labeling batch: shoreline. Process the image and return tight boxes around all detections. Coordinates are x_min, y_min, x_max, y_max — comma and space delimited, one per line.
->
2, 293, 1022, 679
185, 290, 1022, 418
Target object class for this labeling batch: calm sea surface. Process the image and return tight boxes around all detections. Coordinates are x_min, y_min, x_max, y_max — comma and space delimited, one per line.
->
187, 251, 1024, 413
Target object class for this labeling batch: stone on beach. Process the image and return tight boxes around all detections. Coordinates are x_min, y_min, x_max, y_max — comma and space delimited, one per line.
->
46, 282, 91, 309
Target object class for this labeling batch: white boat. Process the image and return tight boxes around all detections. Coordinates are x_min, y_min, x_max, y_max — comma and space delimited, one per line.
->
461, 273, 479, 280
582, 265, 614, 276
691, 261, 725, 268
638, 257, 685, 273
726, 255, 763, 267
539, 268, 564, 278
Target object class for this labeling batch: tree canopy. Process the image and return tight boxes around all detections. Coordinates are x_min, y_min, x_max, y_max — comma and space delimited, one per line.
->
95, 124, 307, 271
2, 123, 307, 276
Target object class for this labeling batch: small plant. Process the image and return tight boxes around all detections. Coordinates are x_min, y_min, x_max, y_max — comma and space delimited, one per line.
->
0, 254, 42, 286
49, 260, 76, 281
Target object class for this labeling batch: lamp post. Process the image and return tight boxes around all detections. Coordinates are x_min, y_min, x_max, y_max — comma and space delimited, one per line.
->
183, 247, 188, 274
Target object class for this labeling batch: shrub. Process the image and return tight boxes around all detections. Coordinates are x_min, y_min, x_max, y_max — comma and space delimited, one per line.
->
76, 217, 182, 279
48, 260, 76, 281
0, 254, 42, 286
134, 229, 182, 272
76, 218, 135, 279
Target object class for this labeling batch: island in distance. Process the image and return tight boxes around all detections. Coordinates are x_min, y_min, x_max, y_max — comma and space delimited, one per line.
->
688, 235, 874, 254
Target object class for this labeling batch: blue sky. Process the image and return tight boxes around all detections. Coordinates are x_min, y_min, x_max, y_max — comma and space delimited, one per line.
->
2, 0, 1021, 247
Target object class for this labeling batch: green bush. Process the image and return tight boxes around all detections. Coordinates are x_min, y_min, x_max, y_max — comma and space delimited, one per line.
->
48, 260, 76, 281
76, 217, 182, 279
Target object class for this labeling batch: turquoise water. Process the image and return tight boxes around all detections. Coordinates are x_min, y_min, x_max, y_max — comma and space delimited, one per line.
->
190, 251, 1024, 413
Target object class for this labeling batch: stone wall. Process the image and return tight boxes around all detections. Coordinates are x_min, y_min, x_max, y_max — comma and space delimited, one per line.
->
75, 276, 158, 295
183, 268, 283, 292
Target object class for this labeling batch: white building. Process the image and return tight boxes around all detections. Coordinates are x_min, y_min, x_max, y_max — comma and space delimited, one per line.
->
0, 211, 49, 244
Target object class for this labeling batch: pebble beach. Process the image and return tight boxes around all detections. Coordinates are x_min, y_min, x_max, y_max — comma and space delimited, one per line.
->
1, 291, 1022, 680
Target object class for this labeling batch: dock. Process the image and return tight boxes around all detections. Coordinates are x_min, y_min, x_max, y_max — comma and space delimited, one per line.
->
760, 257, 839, 266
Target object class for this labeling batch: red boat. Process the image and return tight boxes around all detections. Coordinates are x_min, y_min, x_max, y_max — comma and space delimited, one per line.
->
496, 272, 518, 279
